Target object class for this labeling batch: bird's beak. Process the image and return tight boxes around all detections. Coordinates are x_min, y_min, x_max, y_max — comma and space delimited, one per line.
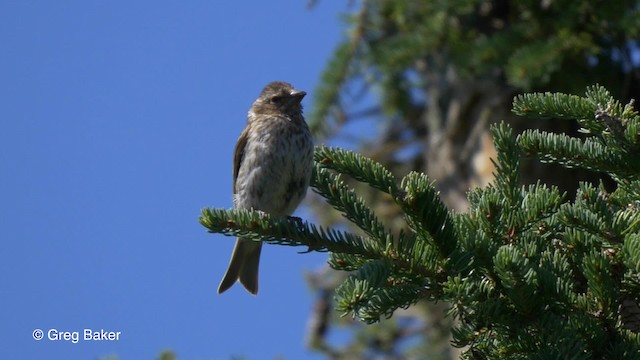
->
290, 90, 306, 101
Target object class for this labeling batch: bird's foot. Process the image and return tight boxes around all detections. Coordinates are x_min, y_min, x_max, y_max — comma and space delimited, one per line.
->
287, 215, 304, 226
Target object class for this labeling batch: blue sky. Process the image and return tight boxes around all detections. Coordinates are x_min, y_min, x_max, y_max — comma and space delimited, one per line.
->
0, 1, 351, 359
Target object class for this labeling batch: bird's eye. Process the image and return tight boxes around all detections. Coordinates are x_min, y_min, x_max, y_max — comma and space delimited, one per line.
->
270, 95, 283, 104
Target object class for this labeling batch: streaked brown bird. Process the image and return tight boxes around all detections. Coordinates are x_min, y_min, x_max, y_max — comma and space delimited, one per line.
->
218, 81, 314, 295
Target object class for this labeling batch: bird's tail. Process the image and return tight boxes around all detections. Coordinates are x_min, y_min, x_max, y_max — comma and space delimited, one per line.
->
218, 238, 262, 295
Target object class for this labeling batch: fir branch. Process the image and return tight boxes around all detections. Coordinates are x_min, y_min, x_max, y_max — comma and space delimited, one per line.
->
311, 163, 391, 250
616, 206, 640, 237
463, 186, 505, 252
621, 102, 640, 147
199, 208, 379, 256
395, 232, 442, 274
399, 172, 457, 258
314, 146, 457, 260
622, 234, 640, 273
328, 252, 369, 271
512, 91, 598, 123
490, 123, 521, 206
517, 129, 640, 178
615, 180, 640, 206
335, 258, 433, 324
594, 100, 640, 153
352, 282, 432, 324
564, 183, 622, 243
314, 145, 400, 195
582, 249, 618, 316
538, 249, 578, 308
585, 85, 616, 109
313, 158, 445, 277
513, 85, 640, 147
560, 203, 613, 244
517, 183, 565, 232
334, 259, 392, 319
493, 244, 539, 313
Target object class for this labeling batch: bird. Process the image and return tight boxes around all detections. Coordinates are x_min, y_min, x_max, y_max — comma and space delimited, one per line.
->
218, 81, 314, 295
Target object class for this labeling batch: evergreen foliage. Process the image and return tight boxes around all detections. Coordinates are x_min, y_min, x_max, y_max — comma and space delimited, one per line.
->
308, 0, 640, 141
290, 0, 640, 357
201, 85, 640, 358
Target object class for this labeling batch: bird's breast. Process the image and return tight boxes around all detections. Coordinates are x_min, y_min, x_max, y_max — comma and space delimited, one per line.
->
234, 118, 313, 215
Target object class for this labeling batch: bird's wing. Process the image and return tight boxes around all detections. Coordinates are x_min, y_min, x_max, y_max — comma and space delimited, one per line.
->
233, 125, 250, 194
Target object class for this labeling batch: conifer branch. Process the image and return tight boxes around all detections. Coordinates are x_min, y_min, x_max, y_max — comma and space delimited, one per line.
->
202, 84, 640, 356
199, 208, 379, 256
512, 91, 598, 123
399, 172, 457, 258
311, 163, 391, 249
517, 129, 640, 178
490, 123, 522, 206
314, 145, 400, 195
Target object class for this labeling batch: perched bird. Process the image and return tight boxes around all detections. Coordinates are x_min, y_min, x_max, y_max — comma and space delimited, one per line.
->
218, 81, 314, 295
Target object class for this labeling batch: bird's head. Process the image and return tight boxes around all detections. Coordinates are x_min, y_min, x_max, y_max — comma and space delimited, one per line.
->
250, 81, 306, 121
